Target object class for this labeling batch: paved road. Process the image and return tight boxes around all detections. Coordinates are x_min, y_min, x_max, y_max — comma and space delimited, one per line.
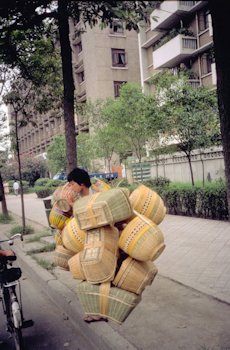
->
5, 193, 230, 304
0, 267, 97, 349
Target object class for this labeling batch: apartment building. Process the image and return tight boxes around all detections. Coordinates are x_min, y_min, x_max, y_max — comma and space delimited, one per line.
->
70, 19, 141, 133
14, 21, 140, 158
138, 1, 215, 94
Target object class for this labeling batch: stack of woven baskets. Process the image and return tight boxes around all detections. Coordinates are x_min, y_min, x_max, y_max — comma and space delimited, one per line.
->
50, 180, 167, 324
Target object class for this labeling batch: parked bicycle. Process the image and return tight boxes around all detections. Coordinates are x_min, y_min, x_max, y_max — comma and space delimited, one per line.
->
0, 234, 33, 350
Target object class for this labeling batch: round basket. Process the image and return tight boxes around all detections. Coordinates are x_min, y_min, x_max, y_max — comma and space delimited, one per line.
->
113, 257, 158, 294
62, 217, 86, 254
119, 213, 165, 262
54, 231, 63, 246
49, 203, 72, 230
129, 184, 166, 225
53, 245, 75, 270
68, 253, 86, 280
52, 183, 80, 207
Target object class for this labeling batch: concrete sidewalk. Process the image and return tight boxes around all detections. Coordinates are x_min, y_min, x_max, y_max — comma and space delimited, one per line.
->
2, 193, 230, 349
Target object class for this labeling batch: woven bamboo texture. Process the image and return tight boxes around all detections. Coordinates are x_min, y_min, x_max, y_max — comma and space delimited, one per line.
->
84, 226, 119, 254
73, 188, 133, 230
52, 183, 80, 207
80, 246, 118, 284
113, 257, 158, 294
76, 281, 141, 324
53, 245, 75, 270
62, 217, 86, 254
49, 203, 72, 230
68, 253, 86, 280
54, 231, 63, 246
129, 184, 166, 225
91, 178, 111, 192
119, 213, 165, 262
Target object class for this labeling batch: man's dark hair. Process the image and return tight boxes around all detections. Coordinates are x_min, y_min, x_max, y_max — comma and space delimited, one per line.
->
67, 167, 91, 188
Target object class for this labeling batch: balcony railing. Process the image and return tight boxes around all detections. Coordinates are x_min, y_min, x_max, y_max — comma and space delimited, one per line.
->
151, 1, 202, 31
153, 34, 197, 69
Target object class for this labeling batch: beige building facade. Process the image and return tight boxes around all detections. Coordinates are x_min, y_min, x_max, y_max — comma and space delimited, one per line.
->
138, 1, 215, 94
15, 21, 141, 158
70, 19, 141, 133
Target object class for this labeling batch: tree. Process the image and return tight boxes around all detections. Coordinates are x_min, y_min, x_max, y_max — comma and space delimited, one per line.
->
3, 75, 41, 233
209, 1, 230, 218
0, 1, 155, 173
47, 135, 67, 175
102, 83, 156, 163
0, 111, 9, 215
151, 71, 220, 186
47, 133, 94, 174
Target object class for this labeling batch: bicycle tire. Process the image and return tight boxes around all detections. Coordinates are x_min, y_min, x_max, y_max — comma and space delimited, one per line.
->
12, 326, 23, 350
9, 289, 24, 350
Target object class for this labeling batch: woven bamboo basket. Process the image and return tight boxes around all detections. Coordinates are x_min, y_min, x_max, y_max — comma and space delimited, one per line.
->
113, 257, 158, 294
129, 184, 166, 225
68, 253, 86, 280
54, 231, 63, 246
119, 213, 165, 262
91, 178, 111, 192
73, 188, 133, 231
49, 203, 72, 230
62, 217, 86, 254
76, 281, 141, 324
80, 246, 118, 284
53, 245, 75, 270
85, 226, 119, 254
52, 183, 80, 207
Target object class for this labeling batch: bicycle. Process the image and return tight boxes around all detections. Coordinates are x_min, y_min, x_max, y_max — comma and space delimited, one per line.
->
0, 233, 33, 350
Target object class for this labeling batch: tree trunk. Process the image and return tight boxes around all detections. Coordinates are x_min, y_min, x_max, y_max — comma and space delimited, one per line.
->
209, 1, 230, 219
187, 154, 194, 186
0, 171, 8, 216
58, 1, 77, 173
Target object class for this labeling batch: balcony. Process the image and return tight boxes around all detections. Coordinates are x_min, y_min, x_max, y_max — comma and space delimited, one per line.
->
151, 1, 205, 31
153, 34, 197, 69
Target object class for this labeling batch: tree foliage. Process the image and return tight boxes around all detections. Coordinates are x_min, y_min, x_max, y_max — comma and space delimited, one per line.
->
151, 71, 220, 185
0, 1, 158, 172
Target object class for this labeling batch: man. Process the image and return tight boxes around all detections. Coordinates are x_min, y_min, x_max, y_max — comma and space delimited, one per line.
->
13, 180, 19, 196
67, 167, 92, 197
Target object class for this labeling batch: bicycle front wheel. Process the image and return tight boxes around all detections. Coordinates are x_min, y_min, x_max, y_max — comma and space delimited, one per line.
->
13, 326, 23, 350
10, 290, 23, 350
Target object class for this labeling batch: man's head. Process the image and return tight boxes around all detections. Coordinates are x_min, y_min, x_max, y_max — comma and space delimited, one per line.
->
67, 167, 91, 196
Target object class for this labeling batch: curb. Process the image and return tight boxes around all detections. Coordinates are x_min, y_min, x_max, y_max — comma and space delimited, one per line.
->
3, 230, 137, 350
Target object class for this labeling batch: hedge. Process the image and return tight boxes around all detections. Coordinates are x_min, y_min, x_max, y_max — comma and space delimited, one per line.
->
158, 182, 228, 221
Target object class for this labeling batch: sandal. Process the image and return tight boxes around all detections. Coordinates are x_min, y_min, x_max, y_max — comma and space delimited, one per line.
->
84, 315, 108, 323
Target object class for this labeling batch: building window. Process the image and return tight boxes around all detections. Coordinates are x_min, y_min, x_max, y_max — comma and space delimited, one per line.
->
110, 20, 124, 34
78, 71, 85, 83
198, 10, 210, 32
111, 49, 127, 67
114, 81, 126, 98
201, 53, 212, 75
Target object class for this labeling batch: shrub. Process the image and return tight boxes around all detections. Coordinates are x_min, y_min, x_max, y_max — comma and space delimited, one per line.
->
34, 186, 56, 198
158, 181, 228, 220
8, 180, 30, 194
143, 176, 170, 190
34, 178, 51, 186
10, 225, 34, 235
0, 214, 13, 224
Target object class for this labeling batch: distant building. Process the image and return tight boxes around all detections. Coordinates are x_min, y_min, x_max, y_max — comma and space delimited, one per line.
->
69, 19, 141, 133
12, 21, 141, 158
